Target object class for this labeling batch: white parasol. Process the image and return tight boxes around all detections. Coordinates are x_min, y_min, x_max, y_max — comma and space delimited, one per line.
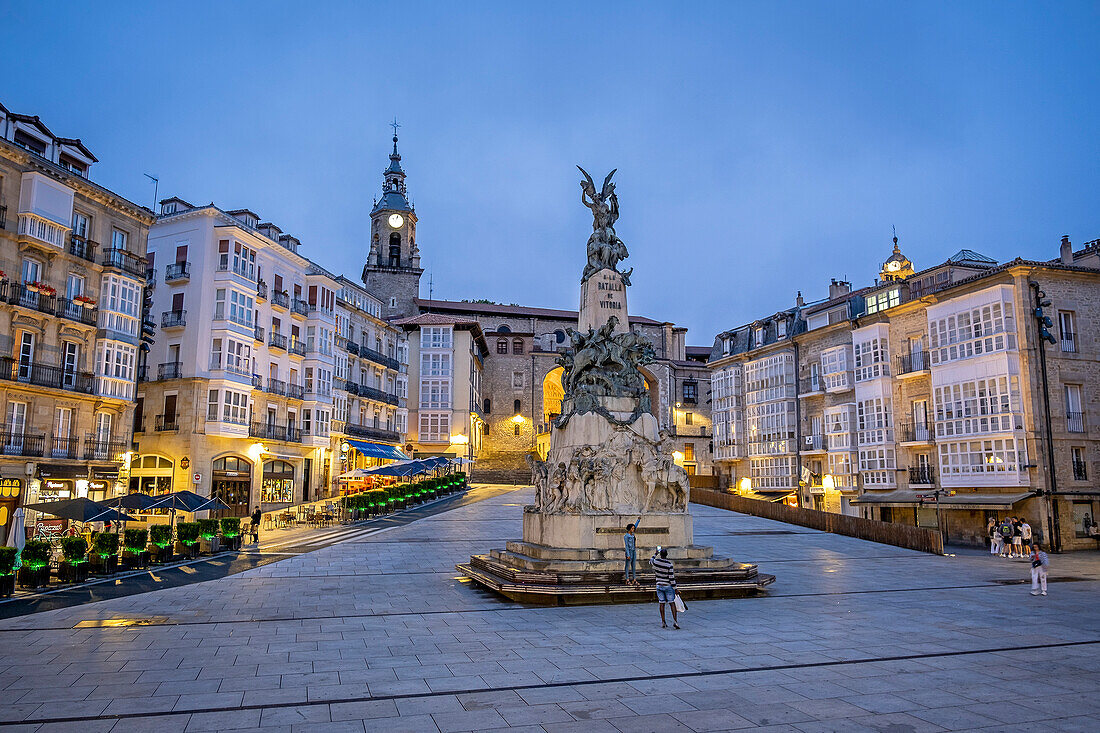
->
5, 507, 26, 570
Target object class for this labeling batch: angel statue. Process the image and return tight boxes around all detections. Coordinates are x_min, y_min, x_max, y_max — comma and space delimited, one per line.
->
579, 167, 630, 283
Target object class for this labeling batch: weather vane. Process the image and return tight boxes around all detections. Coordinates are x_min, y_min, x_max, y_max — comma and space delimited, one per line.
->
390, 117, 401, 137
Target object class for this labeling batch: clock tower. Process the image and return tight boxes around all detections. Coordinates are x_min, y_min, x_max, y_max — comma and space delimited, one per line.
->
879, 230, 914, 282
362, 129, 424, 319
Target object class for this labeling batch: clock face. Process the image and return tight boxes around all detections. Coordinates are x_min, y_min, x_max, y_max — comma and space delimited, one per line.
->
886, 261, 901, 272
388, 213, 404, 229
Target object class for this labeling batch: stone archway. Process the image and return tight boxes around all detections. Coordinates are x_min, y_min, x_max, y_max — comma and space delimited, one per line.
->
542, 367, 565, 426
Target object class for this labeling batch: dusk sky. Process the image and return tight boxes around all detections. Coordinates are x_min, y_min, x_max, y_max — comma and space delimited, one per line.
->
3, 1, 1098, 344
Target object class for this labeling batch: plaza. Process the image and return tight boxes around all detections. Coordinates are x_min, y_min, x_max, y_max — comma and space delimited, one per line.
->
1, 485, 1098, 732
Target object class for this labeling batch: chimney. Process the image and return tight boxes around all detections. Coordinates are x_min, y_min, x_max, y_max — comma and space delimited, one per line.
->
829, 279, 851, 300
1060, 235, 1073, 265
795, 291, 805, 307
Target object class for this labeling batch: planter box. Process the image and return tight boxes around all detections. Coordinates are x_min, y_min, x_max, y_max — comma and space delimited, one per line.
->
0, 573, 14, 596
175, 542, 199, 559
147, 544, 173, 564
17, 565, 50, 588
88, 555, 119, 576
58, 562, 89, 584
221, 535, 241, 551
199, 537, 222, 555
121, 550, 149, 571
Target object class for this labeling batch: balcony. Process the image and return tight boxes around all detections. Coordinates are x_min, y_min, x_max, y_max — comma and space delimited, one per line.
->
909, 465, 936, 485
341, 380, 360, 395
0, 357, 95, 394
254, 325, 265, 343
57, 298, 98, 326
251, 373, 263, 390
359, 384, 401, 406
1061, 333, 1077, 353
344, 422, 401, 443
83, 435, 128, 461
68, 235, 98, 263
801, 433, 825, 452
4, 282, 56, 315
50, 436, 80, 459
288, 338, 306, 357
154, 414, 180, 432
900, 420, 933, 443
287, 383, 304, 400
256, 281, 268, 300
269, 333, 288, 351
291, 299, 309, 317
360, 346, 401, 371
1067, 411, 1085, 433
896, 352, 930, 377
799, 376, 822, 396
158, 362, 183, 380
0, 428, 46, 457
101, 248, 147, 279
266, 378, 287, 396
137, 364, 148, 382
346, 340, 360, 356
249, 421, 302, 443
18, 212, 67, 248
1072, 459, 1087, 481
165, 262, 191, 282
272, 291, 290, 309
162, 310, 186, 328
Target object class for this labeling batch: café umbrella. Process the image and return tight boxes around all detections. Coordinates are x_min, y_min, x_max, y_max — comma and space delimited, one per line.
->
193, 496, 231, 513
23, 497, 131, 523
102, 492, 159, 511
146, 490, 209, 512
5, 507, 25, 570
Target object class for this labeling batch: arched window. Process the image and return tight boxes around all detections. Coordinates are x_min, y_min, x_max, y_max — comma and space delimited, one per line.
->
261, 460, 295, 504
483, 398, 491, 414
496, 338, 508, 354
512, 338, 524, 354
496, 325, 511, 333
514, 399, 521, 414
388, 232, 401, 267
554, 329, 566, 344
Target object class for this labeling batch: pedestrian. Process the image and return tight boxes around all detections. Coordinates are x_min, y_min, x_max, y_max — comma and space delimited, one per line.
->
1020, 518, 1033, 556
623, 520, 639, 586
249, 506, 262, 544
999, 517, 1015, 557
987, 518, 998, 555
1030, 542, 1049, 596
992, 522, 1004, 557
650, 546, 679, 629
1011, 517, 1023, 558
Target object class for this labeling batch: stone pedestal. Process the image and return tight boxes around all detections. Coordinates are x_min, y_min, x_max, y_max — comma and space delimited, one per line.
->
579, 269, 628, 333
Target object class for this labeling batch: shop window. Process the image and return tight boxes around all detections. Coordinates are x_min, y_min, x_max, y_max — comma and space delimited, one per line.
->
261, 460, 295, 503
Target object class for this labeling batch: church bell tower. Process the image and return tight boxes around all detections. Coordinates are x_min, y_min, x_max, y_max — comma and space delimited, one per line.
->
362, 126, 424, 320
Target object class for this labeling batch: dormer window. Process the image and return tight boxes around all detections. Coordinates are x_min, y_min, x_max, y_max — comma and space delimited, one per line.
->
754, 327, 765, 347
59, 155, 86, 177
777, 320, 787, 338
13, 130, 47, 155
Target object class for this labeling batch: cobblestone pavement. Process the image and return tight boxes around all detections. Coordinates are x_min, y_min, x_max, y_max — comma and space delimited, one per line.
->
1, 487, 1098, 732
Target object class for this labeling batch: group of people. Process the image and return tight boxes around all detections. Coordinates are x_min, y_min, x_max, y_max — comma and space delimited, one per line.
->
987, 516, 1051, 595
623, 521, 682, 628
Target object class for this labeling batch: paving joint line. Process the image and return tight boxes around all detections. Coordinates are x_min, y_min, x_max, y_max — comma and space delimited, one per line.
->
4, 638, 1098, 727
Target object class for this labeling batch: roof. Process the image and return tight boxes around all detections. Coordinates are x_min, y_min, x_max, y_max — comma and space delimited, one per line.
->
395, 313, 482, 327
851, 490, 1033, 509
372, 190, 411, 214
685, 346, 711, 357
9, 113, 54, 139
56, 137, 98, 162
418, 298, 664, 325
947, 249, 997, 265
227, 208, 261, 220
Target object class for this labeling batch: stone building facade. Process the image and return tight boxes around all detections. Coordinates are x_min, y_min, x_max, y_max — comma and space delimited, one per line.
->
710, 235, 1100, 551
0, 101, 153, 536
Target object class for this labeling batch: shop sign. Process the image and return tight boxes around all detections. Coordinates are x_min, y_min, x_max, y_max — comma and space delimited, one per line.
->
92, 468, 119, 481
43, 479, 74, 492
0, 478, 22, 498
39, 466, 86, 479
88, 480, 111, 491
35, 518, 66, 540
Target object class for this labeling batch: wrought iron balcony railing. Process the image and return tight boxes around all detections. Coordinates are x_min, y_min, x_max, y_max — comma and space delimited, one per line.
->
158, 361, 183, 380
0, 357, 95, 394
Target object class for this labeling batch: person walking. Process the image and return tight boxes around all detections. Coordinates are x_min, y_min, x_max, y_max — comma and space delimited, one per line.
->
623, 521, 639, 586
650, 546, 679, 629
987, 518, 998, 555
1030, 543, 1050, 596
1020, 518, 1033, 557
249, 506, 262, 544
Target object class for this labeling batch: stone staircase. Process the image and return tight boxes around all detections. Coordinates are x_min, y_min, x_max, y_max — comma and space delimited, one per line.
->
469, 468, 531, 485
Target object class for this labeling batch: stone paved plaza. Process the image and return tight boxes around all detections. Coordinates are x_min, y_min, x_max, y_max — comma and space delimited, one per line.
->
1, 486, 1099, 732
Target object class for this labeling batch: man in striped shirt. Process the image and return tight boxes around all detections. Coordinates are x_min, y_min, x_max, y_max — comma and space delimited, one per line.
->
651, 547, 680, 629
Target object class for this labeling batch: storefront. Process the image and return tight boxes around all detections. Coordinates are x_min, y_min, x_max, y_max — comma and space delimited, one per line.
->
261, 460, 296, 506
129, 455, 174, 497
212, 456, 252, 518
0, 476, 23, 543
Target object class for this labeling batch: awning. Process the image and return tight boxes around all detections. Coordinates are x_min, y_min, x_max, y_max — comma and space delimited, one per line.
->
852, 490, 1035, 510
345, 439, 407, 461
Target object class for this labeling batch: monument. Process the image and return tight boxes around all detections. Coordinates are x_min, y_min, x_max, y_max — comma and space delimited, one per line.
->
458, 168, 774, 604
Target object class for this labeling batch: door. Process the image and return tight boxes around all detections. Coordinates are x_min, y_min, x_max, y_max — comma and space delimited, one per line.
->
17, 332, 35, 380
163, 395, 177, 427
212, 478, 250, 519
5, 402, 27, 454
62, 342, 79, 388
909, 336, 925, 370
53, 408, 73, 458
303, 458, 312, 503
912, 400, 928, 441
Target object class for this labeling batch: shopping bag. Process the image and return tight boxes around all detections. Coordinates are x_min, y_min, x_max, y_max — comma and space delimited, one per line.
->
673, 593, 687, 613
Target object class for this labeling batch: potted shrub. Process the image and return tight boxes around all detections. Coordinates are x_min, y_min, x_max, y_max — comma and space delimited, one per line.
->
175, 522, 200, 559
121, 529, 149, 570
0, 546, 17, 596
58, 536, 89, 583
149, 524, 173, 563
367, 489, 387, 517
89, 532, 119, 575
197, 518, 221, 554
219, 517, 242, 550
17, 539, 52, 588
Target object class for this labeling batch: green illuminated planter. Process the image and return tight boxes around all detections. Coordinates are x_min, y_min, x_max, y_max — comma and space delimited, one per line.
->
149, 525, 174, 563
1, 546, 19, 595
59, 536, 89, 583
18, 540, 52, 588
176, 522, 201, 559
220, 517, 241, 550
89, 533, 119, 575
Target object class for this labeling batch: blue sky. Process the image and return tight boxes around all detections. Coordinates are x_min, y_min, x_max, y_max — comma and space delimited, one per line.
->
3, 1, 1098, 343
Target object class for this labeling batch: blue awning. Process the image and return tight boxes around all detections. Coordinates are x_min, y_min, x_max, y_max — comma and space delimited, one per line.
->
346, 439, 407, 461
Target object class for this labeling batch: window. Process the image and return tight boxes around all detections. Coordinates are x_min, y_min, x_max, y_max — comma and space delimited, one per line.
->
854, 337, 889, 381
683, 382, 698, 403
95, 412, 113, 442
928, 293, 1016, 365
229, 290, 254, 327
859, 446, 896, 486
1072, 447, 1087, 481
857, 398, 892, 445
100, 275, 141, 336
865, 288, 900, 315
512, 338, 524, 354
1059, 311, 1077, 352
933, 375, 1018, 438
421, 353, 451, 376
21, 257, 41, 284
420, 379, 451, 409
17, 331, 35, 378
207, 390, 219, 421
483, 398, 491, 414
684, 443, 695, 461
514, 399, 522, 414
61, 342, 80, 387
72, 212, 89, 238
938, 438, 1024, 477
777, 320, 787, 338
388, 233, 401, 267
221, 390, 249, 424
66, 274, 84, 300
4, 402, 27, 452
95, 341, 137, 399
497, 339, 508, 354
1065, 384, 1084, 432
753, 327, 765, 347
421, 327, 452, 349
685, 412, 694, 425
419, 412, 450, 442
820, 346, 850, 391
53, 408, 73, 457
111, 228, 128, 250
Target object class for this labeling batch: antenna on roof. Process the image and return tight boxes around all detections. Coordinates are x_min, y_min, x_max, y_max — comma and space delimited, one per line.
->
427, 271, 433, 313
143, 173, 158, 211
